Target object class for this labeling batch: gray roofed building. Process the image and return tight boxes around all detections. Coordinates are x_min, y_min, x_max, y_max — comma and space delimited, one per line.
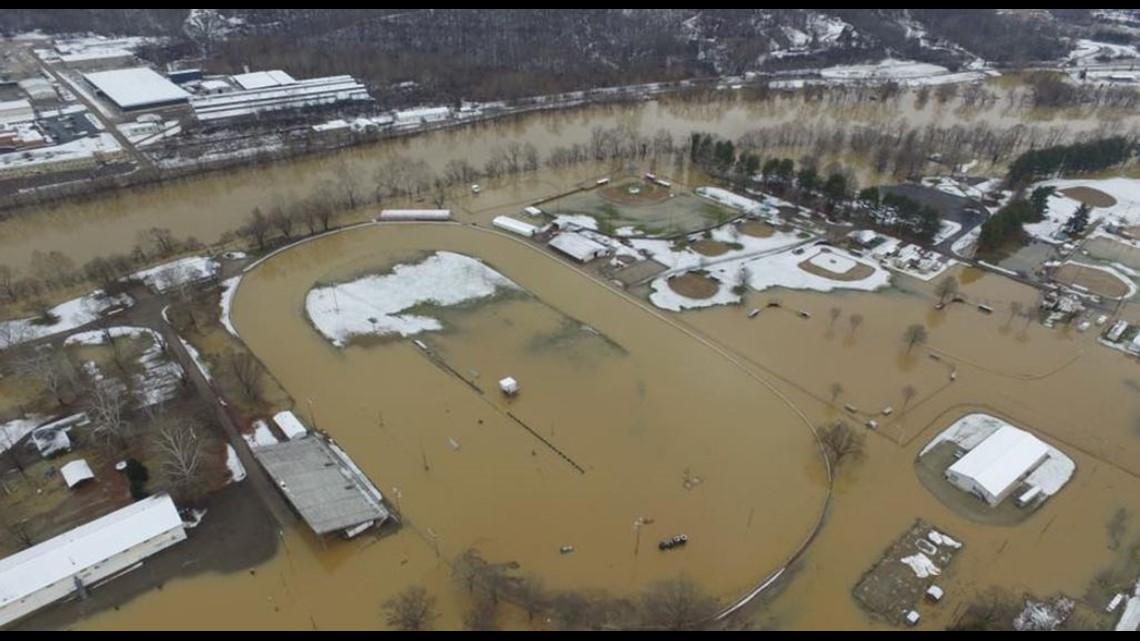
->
253, 433, 390, 536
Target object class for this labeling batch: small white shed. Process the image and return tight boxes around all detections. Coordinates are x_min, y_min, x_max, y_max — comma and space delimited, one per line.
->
60, 459, 95, 488
499, 377, 519, 396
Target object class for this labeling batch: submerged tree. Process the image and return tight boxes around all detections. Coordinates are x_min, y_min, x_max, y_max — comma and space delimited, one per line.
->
904, 324, 929, 354
935, 276, 959, 305
829, 306, 842, 328
829, 382, 844, 405
639, 575, 718, 631
381, 585, 438, 631
901, 384, 917, 411
848, 313, 864, 337
818, 420, 866, 467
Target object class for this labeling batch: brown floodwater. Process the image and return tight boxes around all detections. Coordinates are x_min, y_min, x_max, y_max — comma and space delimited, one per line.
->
2, 88, 1135, 273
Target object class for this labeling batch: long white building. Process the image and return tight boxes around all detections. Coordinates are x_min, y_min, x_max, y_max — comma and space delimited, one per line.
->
0, 494, 186, 627
191, 74, 371, 122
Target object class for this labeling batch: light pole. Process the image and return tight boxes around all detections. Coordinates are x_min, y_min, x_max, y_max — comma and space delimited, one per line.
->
391, 485, 402, 515
306, 398, 318, 431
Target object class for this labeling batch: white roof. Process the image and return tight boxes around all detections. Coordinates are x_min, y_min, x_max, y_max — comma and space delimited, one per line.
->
492, 215, 538, 237
60, 459, 94, 487
0, 494, 183, 609
0, 99, 34, 125
232, 70, 296, 90
499, 377, 518, 393
378, 209, 451, 221
549, 232, 609, 261
273, 410, 309, 441
947, 425, 1049, 497
84, 68, 190, 110
199, 79, 233, 92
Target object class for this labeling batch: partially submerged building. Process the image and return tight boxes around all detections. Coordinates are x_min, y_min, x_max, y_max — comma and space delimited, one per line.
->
0, 494, 186, 627
253, 434, 390, 538
945, 425, 1049, 506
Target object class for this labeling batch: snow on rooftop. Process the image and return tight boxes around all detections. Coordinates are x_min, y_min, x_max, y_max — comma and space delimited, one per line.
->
231, 70, 296, 90
273, 411, 309, 441
0, 133, 124, 172
947, 425, 1049, 499
552, 214, 599, 230
84, 68, 190, 110
243, 420, 280, 450
0, 415, 48, 455
305, 251, 521, 346
549, 232, 609, 262
60, 459, 94, 488
129, 256, 219, 293
695, 186, 764, 215
0, 494, 184, 622
492, 215, 538, 237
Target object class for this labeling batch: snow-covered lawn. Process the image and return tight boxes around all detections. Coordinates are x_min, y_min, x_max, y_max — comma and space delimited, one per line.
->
933, 220, 962, 245
225, 444, 246, 483
552, 214, 599, 231
306, 251, 521, 346
130, 256, 219, 293
951, 226, 981, 257
921, 413, 1075, 498
740, 247, 890, 294
0, 415, 48, 453
218, 276, 241, 337
817, 58, 996, 86
1025, 178, 1140, 243
0, 290, 133, 350
808, 251, 857, 273
695, 186, 768, 216
64, 326, 184, 408
243, 420, 279, 450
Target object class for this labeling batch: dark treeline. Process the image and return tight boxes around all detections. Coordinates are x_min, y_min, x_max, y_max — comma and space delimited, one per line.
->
1007, 136, 1134, 186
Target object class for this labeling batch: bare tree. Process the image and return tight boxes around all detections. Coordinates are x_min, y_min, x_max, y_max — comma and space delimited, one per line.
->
901, 384, 917, 411
381, 585, 438, 631
88, 382, 131, 450
949, 587, 1018, 631
639, 575, 718, 631
20, 348, 75, 408
148, 227, 178, 257
152, 416, 210, 500
848, 313, 864, 337
334, 161, 362, 209
228, 350, 263, 400
241, 207, 272, 251
829, 382, 844, 405
904, 323, 928, 354
516, 573, 546, 622
829, 306, 841, 328
463, 595, 499, 631
0, 264, 18, 301
268, 207, 294, 241
818, 420, 865, 467
550, 592, 592, 631
1007, 300, 1023, 325
935, 276, 959, 305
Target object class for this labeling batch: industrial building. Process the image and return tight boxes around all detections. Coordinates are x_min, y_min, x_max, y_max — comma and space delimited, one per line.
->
0, 100, 35, 126
0, 494, 186, 627
190, 74, 371, 123
83, 68, 191, 112
253, 434, 390, 538
944, 425, 1050, 506
17, 78, 56, 103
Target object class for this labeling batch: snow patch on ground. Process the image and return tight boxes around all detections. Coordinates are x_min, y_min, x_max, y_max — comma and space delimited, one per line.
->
178, 337, 211, 381
130, 256, 219, 293
243, 420, 279, 450
0, 290, 133, 350
64, 326, 183, 408
306, 251, 521, 346
225, 444, 246, 484
933, 220, 962, 245
900, 553, 940, 578
1025, 178, 1140, 243
1014, 597, 1074, 631
218, 277, 241, 337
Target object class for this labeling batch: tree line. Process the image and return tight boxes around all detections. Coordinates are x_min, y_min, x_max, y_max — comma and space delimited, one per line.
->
1007, 136, 1134, 187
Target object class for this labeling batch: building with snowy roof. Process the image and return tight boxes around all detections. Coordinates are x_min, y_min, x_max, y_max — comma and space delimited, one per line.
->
0, 494, 186, 627
190, 75, 371, 123
549, 232, 609, 262
492, 215, 538, 238
83, 68, 190, 112
945, 425, 1049, 506
0, 100, 35, 126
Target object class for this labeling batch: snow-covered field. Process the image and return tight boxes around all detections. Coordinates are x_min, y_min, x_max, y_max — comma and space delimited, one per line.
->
817, 58, 996, 86
65, 326, 184, 407
1025, 178, 1140, 243
225, 444, 246, 483
306, 251, 522, 346
1068, 39, 1140, 65
130, 256, 219, 293
921, 413, 1075, 498
0, 290, 133, 350
740, 247, 890, 295
933, 220, 962, 245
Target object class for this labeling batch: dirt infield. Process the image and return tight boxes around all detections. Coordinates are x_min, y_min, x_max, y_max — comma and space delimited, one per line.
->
740, 221, 776, 238
599, 179, 671, 206
667, 272, 719, 298
1053, 263, 1132, 299
692, 239, 731, 256
1059, 186, 1117, 208
797, 255, 876, 282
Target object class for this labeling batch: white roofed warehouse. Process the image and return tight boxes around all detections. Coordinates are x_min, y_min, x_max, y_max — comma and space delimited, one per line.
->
944, 425, 1050, 507
83, 68, 190, 112
0, 494, 186, 627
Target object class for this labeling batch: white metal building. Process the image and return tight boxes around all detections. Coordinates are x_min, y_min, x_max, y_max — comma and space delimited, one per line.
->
549, 232, 609, 262
190, 75, 371, 122
231, 70, 296, 90
273, 410, 309, 441
83, 68, 191, 111
0, 494, 186, 627
492, 216, 538, 237
945, 425, 1049, 506
17, 78, 56, 102
0, 100, 35, 126
377, 209, 451, 221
